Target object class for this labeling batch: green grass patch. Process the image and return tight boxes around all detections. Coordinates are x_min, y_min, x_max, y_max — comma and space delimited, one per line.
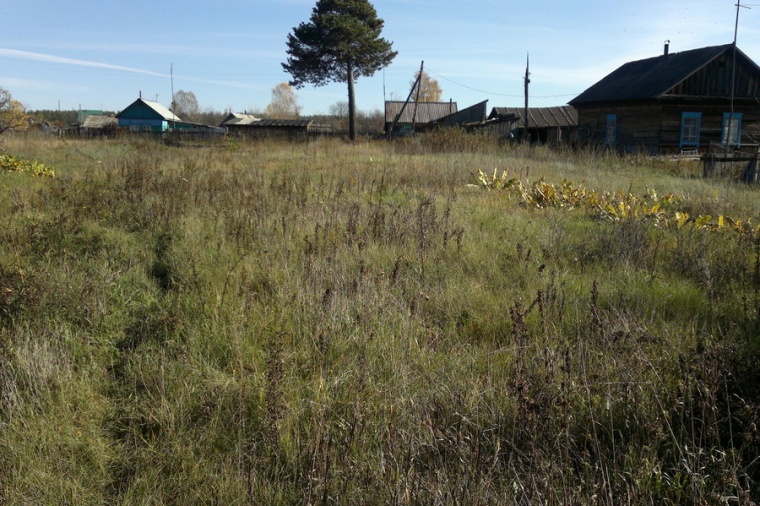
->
0, 133, 758, 504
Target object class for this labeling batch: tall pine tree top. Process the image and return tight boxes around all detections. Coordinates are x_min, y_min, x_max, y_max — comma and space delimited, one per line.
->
283, 0, 396, 86
282, 0, 397, 139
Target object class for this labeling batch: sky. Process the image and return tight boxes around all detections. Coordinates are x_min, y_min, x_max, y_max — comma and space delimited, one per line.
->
2, 0, 759, 117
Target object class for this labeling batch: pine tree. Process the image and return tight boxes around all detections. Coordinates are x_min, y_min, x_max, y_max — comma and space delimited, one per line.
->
282, 0, 397, 140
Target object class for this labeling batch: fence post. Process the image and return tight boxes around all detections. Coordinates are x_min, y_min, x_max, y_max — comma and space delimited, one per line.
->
702, 153, 715, 178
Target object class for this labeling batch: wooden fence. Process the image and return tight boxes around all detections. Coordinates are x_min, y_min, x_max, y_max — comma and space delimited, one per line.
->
702, 142, 759, 183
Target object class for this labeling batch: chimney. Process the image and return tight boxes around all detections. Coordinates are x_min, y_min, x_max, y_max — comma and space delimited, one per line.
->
664, 40, 670, 57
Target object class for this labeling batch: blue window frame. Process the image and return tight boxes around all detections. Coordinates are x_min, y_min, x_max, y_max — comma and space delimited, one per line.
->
680, 112, 701, 148
722, 112, 742, 146
605, 114, 617, 145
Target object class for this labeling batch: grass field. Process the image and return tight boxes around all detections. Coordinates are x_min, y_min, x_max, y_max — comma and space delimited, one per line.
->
1, 131, 759, 505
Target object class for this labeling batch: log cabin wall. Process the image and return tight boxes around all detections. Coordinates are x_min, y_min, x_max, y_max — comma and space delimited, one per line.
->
576, 100, 760, 154
575, 102, 662, 153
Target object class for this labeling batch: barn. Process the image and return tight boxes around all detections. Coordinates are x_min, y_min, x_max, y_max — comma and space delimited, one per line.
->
569, 43, 760, 154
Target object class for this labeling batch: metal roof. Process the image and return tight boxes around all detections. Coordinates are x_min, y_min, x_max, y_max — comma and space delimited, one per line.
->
81, 115, 118, 129
488, 106, 577, 128
221, 114, 312, 128
385, 101, 458, 124
221, 113, 259, 126
569, 44, 758, 105
439, 100, 488, 126
116, 98, 181, 121
139, 99, 181, 121
251, 119, 313, 127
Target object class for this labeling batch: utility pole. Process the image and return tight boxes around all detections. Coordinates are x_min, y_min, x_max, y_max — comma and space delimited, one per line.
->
727, 0, 751, 147
523, 53, 530, 143
388, 60, 423, 139
411, 60, 424, 133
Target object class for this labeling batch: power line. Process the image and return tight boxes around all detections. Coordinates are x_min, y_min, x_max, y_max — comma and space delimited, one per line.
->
425, 67, 580, 99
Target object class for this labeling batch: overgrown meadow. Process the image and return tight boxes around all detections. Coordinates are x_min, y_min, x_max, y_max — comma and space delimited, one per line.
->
1, 131, 759, 505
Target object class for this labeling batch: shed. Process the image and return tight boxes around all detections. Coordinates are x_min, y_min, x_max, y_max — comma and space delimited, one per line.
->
421, 100, 489, 131
569, 43, 760, 154
487, 106, 577, 144
385, 101, 458, 135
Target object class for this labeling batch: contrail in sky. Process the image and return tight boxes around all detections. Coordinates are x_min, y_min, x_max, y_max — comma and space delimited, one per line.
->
0, 47, 261, 89
0, 48, 168, 77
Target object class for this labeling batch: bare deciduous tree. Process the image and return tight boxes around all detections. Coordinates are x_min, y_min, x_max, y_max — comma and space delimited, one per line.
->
328, 101, 349, 119
328, 101, 350, 131
172, 90, 200, 121
356, 108, 384, 134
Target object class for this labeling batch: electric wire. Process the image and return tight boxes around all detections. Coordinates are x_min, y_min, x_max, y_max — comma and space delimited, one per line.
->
425, 67, 581, 99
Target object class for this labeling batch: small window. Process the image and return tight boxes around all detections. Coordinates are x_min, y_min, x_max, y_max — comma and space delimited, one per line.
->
680, 112, 701, 147
605, 114, 617, 145
722, 112, 742, 146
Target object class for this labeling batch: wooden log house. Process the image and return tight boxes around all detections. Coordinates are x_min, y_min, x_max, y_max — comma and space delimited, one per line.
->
569, 43, 760, 155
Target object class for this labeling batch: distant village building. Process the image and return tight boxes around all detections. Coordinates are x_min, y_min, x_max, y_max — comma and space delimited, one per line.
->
78, 109, 105, 124
220, 113, 258, 128
80, 114, 118, 133
220, 113, 331, 138
33, 120, 62, 136
569, 43, 760, 154
116, 97, 182, 132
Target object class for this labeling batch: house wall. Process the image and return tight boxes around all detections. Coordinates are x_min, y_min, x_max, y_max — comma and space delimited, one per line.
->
661, 101, 760, 151
576, 102, 662, 152
118, 118, 168, 132
576, 100, 760, 154
117, 102, 170, 132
